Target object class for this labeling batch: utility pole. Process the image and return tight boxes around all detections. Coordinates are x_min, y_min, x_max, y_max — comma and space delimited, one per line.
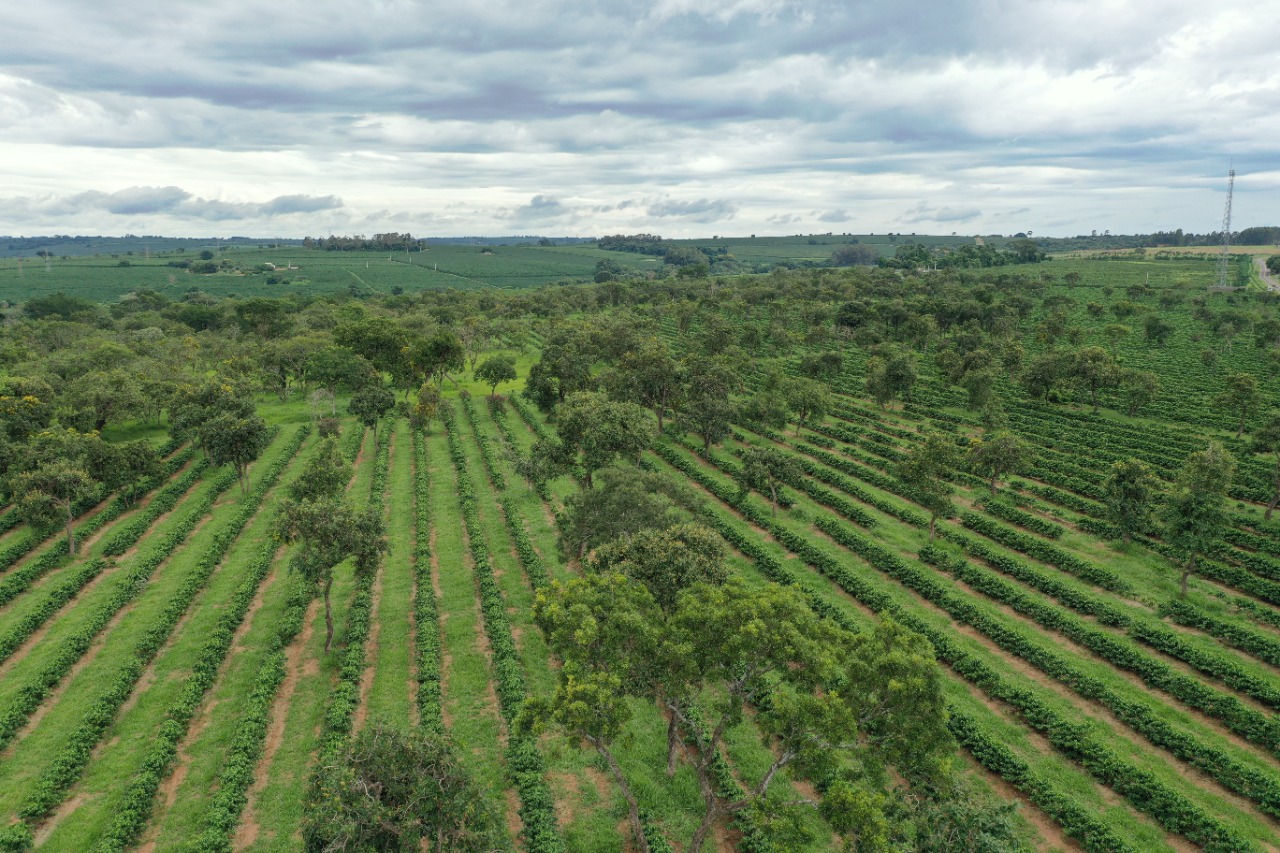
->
1216, 165, 1235, 289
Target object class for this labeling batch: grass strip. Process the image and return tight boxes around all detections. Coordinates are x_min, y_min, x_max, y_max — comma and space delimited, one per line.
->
0, 428, 304, 851
442, 400, 564, 853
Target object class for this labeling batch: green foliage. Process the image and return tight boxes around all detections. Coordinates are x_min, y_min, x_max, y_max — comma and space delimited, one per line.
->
864, 348, 917, 409
966, 431, 1030, 492
589, 522, 727, 612
1216, 371, 1259, 437
556, 463, 696, 557
202, 412, 270, 493
348, 382, 395, 437
473, 353, 518, 396
554, 390, 653, 487
302, 723, 500, 853
288, 436, 351, 502
1162, 442, 1235, 597
738, 445, 801, 515
896, 431, 960, 538
1103, 458, 1161, 542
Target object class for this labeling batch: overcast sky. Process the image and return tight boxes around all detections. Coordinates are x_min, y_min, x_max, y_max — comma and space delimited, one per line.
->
1, 0, 1276, 238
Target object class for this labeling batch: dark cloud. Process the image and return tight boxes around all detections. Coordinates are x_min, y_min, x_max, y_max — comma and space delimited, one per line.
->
646, 198, 737, 221
62, 186, 193, 215
509, 194, 568, 222
0, 187, 345, 222
0, 0, 1273, 236
903, 203, 982, 224
261, 194, 343, 215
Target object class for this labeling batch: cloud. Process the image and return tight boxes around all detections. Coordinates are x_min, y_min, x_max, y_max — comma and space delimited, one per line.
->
0, 186, 345, 224
260, 194, 343, 215
509, 194, 568, 222
0, 1, 1273, 236
646, 198, 737, 221
92, 185, 191, 214
902, 202, 982, 224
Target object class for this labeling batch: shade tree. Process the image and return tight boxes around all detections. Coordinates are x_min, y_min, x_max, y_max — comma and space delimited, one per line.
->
738, 445, 801, 516
1162, 442, 1234, 598
896, 431, 960, 540
1103, 458, 1161, 543
275, 496, 387, 651
966, 430, 1029, 492
554, 391, 653, 488
202, 412, 271, 494
473, 354, 518, 398
302, 722, 498, 853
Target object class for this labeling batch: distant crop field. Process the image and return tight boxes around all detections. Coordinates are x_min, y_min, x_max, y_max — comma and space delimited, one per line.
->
0, 243, 660, 304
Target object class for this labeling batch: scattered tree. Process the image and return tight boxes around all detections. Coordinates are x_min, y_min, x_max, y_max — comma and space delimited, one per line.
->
1119, 369, 1160, 418
302, 722, 499, 852
473, 354, 518, 398
967, 431, 1029, 492
1216, 372, 1259, 438
1103, 458, 1160, 543
349, 383, 396, 451
289, 437, 351, 503
1251, 411, 1280, 520
275, 496, 387, 651
738, 445, 800, 516
202, 412, 270, 494
1161, 442, 1234, 598
897, 432, 960, 540
555, 391, 653, 488
11, 460, 98, 555
786, 377, 830, 436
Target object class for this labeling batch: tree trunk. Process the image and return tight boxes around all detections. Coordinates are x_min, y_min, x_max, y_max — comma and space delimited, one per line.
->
1180, 555, 1195, 600
591, 736, 651, 853
666, 706, 680, 777
239, 465, 248, 495
688, 759, 719, 853
65, 502, 76, 557
324, 576, 335, 652
769, 483, 778, 517
1266, 486, 1280, 521
1237, 416, 1245, 439
990, 473, 998, 492
1122, 529, 1131, 544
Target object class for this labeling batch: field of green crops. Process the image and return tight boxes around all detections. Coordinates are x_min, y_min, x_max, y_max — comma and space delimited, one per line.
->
0, 250, 1278, 851
0, 233, 1009, 305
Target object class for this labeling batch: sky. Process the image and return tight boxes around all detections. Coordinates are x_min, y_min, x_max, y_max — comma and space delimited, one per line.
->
0, 0, 1277, 239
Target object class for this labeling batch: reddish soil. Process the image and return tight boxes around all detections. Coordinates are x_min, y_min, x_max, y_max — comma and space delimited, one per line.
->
0, 560, 120, 680
353, 561, 385, 733
236, 597, 320, 851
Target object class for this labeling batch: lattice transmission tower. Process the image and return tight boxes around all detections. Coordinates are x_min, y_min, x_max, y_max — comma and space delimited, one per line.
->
1216, 165, 1235, 289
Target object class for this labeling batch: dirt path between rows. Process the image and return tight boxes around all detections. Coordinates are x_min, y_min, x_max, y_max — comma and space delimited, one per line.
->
658, 445, 1201, 851
137, 548, 289, 853
235, 597, 320, 851
0, 509, 219, 761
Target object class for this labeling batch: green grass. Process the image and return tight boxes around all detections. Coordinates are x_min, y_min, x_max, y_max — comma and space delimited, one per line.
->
39, 427, 313, 850
659, 438, 1202, 847
426, 425, 515, 847
363, 419, 416, 728
0, 431, 295, 824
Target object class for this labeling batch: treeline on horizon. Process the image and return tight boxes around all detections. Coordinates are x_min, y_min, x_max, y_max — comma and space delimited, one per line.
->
4, 226, 1278, 257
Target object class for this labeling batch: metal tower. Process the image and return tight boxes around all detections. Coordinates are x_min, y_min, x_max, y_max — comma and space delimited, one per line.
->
1216, 166, 1235, 289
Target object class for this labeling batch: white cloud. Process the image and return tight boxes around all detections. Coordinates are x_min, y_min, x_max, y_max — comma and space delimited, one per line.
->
0, 0, 1273, 237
